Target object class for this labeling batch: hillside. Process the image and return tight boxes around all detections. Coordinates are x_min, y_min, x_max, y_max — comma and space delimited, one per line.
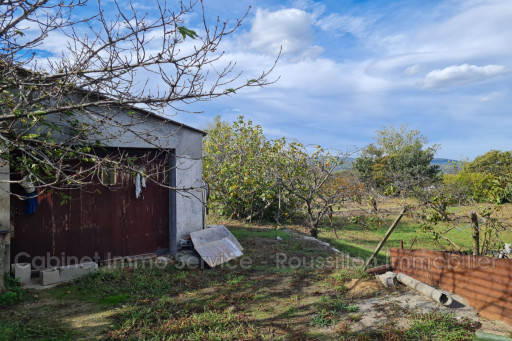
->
339, 158, 460, 173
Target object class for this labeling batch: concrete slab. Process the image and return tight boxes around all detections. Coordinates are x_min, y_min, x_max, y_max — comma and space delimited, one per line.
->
11, 263, 31, 284
190, 225, 243, 267
40, 268, 60, 286
59, 262, 98, 282
194, 225, 243, 250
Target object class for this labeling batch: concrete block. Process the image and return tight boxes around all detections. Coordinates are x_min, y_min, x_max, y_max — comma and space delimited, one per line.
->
176, 251, 201, 269
11, 263, 31, 284
40, 268, 61, 286
376, 271, 398, 288
59, 262, 98, 282
155, 256, 174, 266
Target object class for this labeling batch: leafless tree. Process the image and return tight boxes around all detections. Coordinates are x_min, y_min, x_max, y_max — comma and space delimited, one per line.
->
272, 142, 357, 237
0, 0, 278, 194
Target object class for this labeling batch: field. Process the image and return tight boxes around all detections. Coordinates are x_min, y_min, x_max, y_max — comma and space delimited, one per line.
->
314, 200, 512, 265
0, 225, 487, 341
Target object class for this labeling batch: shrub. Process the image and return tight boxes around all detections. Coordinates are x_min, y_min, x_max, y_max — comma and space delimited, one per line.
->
0, 274, 24, 306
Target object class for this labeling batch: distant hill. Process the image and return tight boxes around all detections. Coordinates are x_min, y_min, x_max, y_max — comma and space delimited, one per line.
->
431, 158, 461, 173
338, 157, 460, 173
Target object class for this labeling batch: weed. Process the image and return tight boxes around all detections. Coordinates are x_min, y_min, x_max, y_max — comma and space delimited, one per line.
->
349, 313, 362, 322
404, 313, 474, 341
335, 284, 347, 294
322, 296, 359, 314
310, 309, 334, 327
225, 274, 245, 286
345, 304, 359, 313
174, 271, 187, 280
289, 294, 299, 301
0, 274, 24, 306
282, 306, 295, 318
331, 268, 368, 283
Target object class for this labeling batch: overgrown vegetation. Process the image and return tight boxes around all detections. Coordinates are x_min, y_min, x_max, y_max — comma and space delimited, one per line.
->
443, 150, 512, 204
353, 124, 440, 195
205, 117, 512, 256
204, 116, 359, 236
0, 274, 24, 306
0, 226, 478, 340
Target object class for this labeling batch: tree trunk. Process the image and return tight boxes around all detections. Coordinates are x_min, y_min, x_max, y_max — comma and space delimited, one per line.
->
371, 197, 378, 212
309, 227, 318, 237
471, 210, 480, 256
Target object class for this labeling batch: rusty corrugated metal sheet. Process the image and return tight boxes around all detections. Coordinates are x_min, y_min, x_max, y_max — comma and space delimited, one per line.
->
10, 150, 170, 267
390, 248, 512, 325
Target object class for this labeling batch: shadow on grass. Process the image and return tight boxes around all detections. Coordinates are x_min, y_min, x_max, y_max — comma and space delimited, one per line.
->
321, 237, 388, 266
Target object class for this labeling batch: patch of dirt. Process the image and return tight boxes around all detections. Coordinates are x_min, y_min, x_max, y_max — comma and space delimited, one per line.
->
344, 279, 381, 298
345, 281, 512, 337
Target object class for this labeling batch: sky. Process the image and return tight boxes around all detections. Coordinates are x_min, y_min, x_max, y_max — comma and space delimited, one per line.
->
23, 0, 512, 160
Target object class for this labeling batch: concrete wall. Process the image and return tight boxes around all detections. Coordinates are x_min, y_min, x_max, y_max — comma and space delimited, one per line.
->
175, 144, 203, 240
0, 159, 10, 276
0, 160, 9, 231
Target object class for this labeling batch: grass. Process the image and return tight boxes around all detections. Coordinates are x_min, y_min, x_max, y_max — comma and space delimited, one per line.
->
316, 202, 512, 266
0, 320, 76, 341
403, 313, 474, 341
0, 225, 479, 340
0, 274, 24, 307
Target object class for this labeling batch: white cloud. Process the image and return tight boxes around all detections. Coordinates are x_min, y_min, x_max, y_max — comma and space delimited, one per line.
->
316, 14, 368, 38
479, 91, 504, 102
291, 0, 326, 19
421, 64, 507, 89
247, 8, 323, 60
404, 64, 421, 76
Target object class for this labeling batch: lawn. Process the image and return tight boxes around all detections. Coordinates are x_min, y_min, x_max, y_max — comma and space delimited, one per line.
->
0, 226, 478, 340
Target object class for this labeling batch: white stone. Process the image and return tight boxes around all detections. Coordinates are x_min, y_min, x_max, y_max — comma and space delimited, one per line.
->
11, 263, 31, 284
40, 268, 61, 286
376, 271, 398, 288
59, 262, 98, 282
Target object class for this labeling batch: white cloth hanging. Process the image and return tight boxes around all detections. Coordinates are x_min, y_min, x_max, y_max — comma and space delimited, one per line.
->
135, 173, 142, 198
135, 172, 147, 199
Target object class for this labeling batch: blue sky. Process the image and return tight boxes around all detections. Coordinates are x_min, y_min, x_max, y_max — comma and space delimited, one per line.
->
31, 0, 512, 159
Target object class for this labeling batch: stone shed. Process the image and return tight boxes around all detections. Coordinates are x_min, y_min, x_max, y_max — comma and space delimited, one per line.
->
1, 102, 205, 273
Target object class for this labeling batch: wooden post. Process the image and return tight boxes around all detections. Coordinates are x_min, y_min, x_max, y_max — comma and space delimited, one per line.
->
400, 240, 403, 249
409, 236, 417, 250
471, 210, 479, 256
365, 208, 406, 270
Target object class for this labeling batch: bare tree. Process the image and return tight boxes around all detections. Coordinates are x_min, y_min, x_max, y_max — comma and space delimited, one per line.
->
0, 0, 278, 193
273, 143, 357, 237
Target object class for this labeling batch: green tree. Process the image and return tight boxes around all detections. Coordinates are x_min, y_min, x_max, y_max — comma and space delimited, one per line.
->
354, 124, 439, 194
203, 117, 296, 221
442, 150, 512, 203
466, 150, 512, 177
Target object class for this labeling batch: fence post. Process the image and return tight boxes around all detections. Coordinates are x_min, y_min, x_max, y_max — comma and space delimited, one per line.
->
471, 210, 479, 256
